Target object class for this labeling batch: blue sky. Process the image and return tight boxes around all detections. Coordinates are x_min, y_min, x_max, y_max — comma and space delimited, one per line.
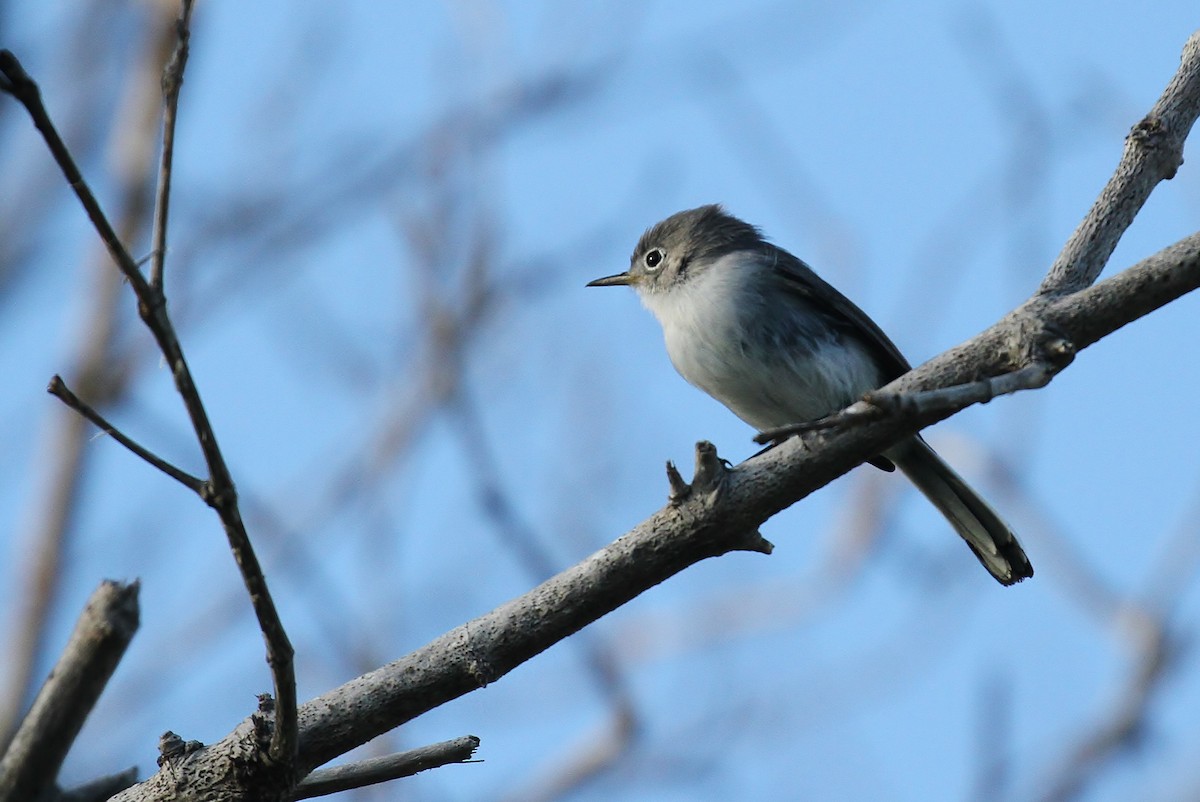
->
3, 2, 1200, 800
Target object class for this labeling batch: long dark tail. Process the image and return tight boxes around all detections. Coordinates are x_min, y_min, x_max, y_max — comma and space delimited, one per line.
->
891, 437, 1033, 586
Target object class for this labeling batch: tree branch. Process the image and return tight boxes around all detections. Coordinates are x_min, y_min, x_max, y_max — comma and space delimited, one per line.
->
293, 736, 481, 799
46, 375, 205, 494
0, 581, 139, 802
1038, 30, 1200, 295
0, 50, 152, 298
1044, 230, 1200, 349
148, 0, 194, 293
1, 8, 297, 770
294, 441, 768, 771
56, 767, 139, 802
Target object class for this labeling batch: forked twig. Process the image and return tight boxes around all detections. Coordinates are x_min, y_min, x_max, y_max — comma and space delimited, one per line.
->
47, 375, 204, 493
0, 0, 297, 767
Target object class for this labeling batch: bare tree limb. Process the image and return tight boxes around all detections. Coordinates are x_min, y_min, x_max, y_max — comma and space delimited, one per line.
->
289, 222, 1200, 779
55, 767, 139, 802
293, 442, 766, 772
452, 395, 642, 798
1, 11, 297, 769
1038, 30, 1200, 295
0, 18, 168, 742
1042, 230, 1200, 349
292, 736, 480, 799
0, 581, 140, 802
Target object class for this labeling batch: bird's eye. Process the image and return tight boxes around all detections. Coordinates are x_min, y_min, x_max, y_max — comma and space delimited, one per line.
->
644, 249, 664, 270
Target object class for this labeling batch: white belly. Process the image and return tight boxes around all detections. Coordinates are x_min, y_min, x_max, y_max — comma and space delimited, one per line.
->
640, 261, 883, 430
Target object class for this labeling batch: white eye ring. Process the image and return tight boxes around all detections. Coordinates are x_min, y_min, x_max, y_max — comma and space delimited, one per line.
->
644, 248, 665, 270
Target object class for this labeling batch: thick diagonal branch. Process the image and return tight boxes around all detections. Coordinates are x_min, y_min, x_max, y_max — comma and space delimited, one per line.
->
0, 581, 139, 802
292, 223, 1200, 770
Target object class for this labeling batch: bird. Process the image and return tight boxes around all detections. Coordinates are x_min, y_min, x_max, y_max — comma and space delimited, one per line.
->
588, 204, 1032, 585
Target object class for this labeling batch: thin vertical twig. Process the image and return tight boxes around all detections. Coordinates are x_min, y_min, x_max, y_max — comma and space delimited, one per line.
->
149, 0, 194, 293
0, 6, 174, 747
0, 0, 297, 769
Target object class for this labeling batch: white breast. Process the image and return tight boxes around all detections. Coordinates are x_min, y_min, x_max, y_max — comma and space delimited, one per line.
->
638, 255, 883, 430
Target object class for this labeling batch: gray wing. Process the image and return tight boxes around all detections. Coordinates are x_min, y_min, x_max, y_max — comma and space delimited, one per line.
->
765, 246, 910, 472
766, 245, 911, 381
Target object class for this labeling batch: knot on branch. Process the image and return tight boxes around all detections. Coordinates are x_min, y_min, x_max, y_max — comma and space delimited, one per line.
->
199, 480, 238, 510
1040, 333, 1076, 368
250, 694, 279, 751
1129, 115, 1184, 179
1017, 315, 1076, 374
666, 441, 730, 506
135, 289, 168, 325
0, 50, 37, 101
666, 443, 771, 554
459, 625, 500, 689
157, 731, 204, 768
1130, 115, 1167, 143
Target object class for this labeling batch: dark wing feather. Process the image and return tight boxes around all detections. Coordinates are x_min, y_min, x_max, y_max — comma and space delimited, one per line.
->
766, 245, 911, 381
765, 246, 909, 472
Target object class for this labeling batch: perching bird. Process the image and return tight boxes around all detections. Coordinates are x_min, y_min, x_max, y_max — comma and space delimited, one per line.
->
588, 205, 1032, 585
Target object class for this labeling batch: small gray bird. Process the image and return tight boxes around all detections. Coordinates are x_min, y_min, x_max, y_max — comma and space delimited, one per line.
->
588, 204, 1032, 585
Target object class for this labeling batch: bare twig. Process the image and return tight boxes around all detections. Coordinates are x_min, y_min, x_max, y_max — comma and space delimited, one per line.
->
149, 0, 194, 293
2, 13, 297, 768
293, 736, 480, 799
0, 50, 151, 297
1038, 31, 1200, 295
0, 581, 140, 802
1043, 229, 1200, 350
56, 767, 139, 802
866, 358, 1065, 416
46, 375, 205, 493
754, 342, 1069, 445
0, 11, 176, 748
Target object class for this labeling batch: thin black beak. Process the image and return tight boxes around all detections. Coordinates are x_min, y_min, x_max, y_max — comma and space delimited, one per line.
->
586, 272, 636, 287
